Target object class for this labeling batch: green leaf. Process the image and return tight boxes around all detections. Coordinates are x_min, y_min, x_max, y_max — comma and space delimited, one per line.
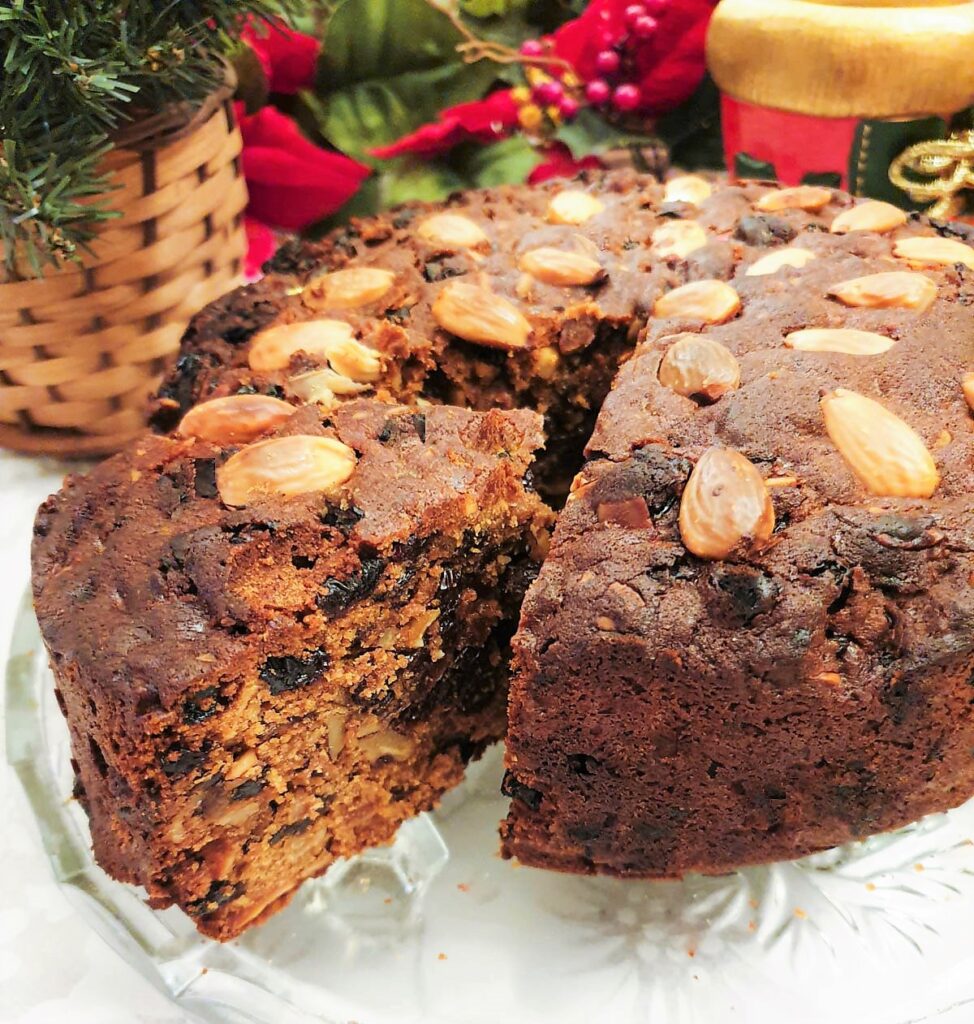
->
313, 0, 501, 159
654, 75, 724, 171
310, 158, 467, 234
452, 135, 538, 187
460, 0, 528, 17
554, 107, 656, 158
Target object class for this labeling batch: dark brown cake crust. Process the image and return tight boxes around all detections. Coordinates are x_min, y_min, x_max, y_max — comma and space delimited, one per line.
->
33, 400, 551, 938
150, 170, 732, 501
502, 184, 974, 877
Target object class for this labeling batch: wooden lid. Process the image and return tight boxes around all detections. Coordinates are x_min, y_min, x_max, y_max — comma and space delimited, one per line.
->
707, 0, 974, 118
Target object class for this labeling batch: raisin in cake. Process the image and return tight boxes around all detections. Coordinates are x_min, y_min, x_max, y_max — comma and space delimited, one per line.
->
502, 185, 974, 877
32, 398, 551, 939
151, 170, 753, 502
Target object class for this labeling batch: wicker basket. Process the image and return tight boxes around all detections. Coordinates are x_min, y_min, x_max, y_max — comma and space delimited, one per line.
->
0, 85, 248, 456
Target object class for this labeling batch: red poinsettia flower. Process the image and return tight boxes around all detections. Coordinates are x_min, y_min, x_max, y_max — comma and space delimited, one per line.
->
553, 0, 716, 114
242, 216, 278, 279
241, 18, 320, 94
235, 103, 370, 234
528, 142, 603, 184
370, 89, 520, 160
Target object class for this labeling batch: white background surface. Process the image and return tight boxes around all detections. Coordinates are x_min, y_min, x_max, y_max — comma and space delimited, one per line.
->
0, 452, 190, 1024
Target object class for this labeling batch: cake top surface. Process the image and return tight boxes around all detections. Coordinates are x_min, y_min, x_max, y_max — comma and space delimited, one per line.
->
152, 170, 856, 428
32, 400, 545, 711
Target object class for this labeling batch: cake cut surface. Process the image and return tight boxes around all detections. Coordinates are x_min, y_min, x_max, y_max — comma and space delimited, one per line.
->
32, 400, 551, 939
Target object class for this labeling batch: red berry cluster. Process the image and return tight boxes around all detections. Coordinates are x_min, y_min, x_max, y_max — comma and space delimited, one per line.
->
519, 39, 582, 121
584, 0, 669, 113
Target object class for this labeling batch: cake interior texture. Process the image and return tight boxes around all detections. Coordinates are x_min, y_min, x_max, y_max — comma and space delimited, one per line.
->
32, 401, 550, 939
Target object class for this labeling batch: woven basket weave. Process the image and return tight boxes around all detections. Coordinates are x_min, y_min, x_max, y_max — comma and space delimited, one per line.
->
0, 86, 248, 456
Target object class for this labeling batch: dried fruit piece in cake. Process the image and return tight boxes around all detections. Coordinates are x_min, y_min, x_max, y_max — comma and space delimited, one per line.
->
33, 400, 552, 940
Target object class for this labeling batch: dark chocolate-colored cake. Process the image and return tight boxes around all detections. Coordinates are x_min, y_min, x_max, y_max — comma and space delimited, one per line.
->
501, 185, 974, 877
32, 170, 974, 939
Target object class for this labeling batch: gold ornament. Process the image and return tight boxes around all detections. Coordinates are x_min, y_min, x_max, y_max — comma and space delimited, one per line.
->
889, 131, 974, 219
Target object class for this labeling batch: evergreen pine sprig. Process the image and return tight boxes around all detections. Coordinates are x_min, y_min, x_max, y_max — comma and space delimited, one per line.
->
0, 0, 300, 276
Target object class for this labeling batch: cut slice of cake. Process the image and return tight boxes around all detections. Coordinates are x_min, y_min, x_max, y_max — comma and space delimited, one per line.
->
502, 195, 974, 877
33, 398, 552, 939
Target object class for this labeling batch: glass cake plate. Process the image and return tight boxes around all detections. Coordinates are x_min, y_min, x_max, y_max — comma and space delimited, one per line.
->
7, 589, 974, 1024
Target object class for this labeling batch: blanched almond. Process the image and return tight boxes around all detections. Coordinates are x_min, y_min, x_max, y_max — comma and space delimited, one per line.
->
518, 246, 604, 286
755, 185, 832, 212
664, 175, 712, 205
679, 447, 775, 560
785, 328, 894, 355
323, 336, 382, 382
828, 271, 937, 311
658, 334, 741, 401
217, 435, 357, 507
820, 388, 939, 498
546, 189, 605, 225
176, 395, 294, 444
652, 220, 708, 259
431, 280, 531, 350
248, 320, 355, 372
288, 367, 369, 408
745, 247, 816, 276
653, 280, 741, 323
302, 267, 395, 310
962, 373, 974, 412
417, 213, 490, 250
830, 201, 907, 235
893, 235, 974, 270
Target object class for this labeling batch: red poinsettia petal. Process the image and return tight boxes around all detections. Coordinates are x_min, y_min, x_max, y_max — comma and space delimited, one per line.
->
243, 216, 278, 280
242, 18, 320, 95
552, 0, 716, 113
236, 106, 370, 231
371, 90, 520, 160
527, 143, 603, 185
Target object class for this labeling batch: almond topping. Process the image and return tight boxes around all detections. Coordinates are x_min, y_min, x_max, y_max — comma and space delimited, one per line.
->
785, 328, 895, 356
322, 336, 383, 382
518, 246, 604, 286
755, 185, 833, 212
963, 373, 974, 412
679, 447, 775, 560
431, 280, 531, 350
546, 189, 605, 225
820, 388, 939, 498
745, 247, 816, 276
248, 320, 356, 372
288, 367, 368, 408
653, 280, 741, 323
830, 201, 907, 235
663, 175, 712, 205
651, 220, 708, 259
658, 334, 741, 401
217, 435, 357, 507
302, 267, 395, 310
893, 236, 974, 270
417, 213, 490, 250
828, 271, 937, 311
176, 395, 294, 445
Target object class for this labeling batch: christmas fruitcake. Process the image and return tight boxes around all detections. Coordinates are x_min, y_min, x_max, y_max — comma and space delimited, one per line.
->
32, 399, 551, 939
502, 185, 974, 877
33, 170, 974, 939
